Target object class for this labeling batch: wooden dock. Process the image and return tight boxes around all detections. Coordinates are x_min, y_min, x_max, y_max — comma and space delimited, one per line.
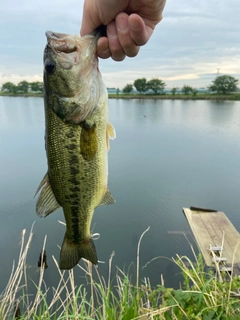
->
183, 207, 240, 274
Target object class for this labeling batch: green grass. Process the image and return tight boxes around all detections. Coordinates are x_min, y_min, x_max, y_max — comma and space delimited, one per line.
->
0, 92, 43, 97
109, 93, 240, 100
1, 226, 240, 319
1, 92, 240, 100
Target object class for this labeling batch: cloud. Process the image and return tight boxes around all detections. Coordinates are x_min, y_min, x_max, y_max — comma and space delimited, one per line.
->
0, 0, 239, 89
164, 74, 199, 81
0, 72, 42, 85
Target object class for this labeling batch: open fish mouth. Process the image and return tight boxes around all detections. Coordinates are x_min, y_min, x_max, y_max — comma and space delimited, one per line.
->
45, 31, 78, 54
45, 26, 106, 54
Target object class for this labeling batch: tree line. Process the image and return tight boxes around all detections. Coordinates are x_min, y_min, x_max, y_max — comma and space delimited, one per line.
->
1, 81, 43, 94
1, 75, 239, 95
122, 75, 239, 95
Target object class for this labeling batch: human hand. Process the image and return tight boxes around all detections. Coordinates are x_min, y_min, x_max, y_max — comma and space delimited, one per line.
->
80, 0, 166, 61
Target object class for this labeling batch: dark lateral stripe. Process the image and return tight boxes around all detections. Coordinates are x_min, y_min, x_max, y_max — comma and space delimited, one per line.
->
70, 205, 80, 243
63, 134, 81, 244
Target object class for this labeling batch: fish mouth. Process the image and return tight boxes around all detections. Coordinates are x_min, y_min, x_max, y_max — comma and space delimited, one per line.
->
45, 31, 78, 54
45, 30, 61, 40
45, 28, 104, 54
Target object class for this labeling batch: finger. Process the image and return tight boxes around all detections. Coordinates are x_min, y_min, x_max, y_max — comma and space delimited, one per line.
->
107, 21, 126, 61
115, 13, 140, 58
80, 0, 101, 36
97, 37, 111, 59
128, 14, 153, 46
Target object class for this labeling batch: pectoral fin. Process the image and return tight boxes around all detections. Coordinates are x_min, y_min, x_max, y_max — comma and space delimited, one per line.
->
35, 173, 60, 217
106, 122, 116, 151
99, 189, 116, 205
80, 121, 97, 161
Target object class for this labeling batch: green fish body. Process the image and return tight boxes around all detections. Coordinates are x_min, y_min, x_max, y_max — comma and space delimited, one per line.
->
36, 31, 116, 270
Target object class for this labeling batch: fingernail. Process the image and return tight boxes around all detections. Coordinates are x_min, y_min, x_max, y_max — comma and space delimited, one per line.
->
130, 20, 140, 31
99, 48, 110, 54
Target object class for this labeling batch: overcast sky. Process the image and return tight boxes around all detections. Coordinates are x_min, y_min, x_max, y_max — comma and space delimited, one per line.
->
1, 0, 240, 89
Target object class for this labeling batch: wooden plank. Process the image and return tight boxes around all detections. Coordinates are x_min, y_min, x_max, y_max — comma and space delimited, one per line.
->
202, 212, 231, 256
183, 208, 213, 265
199, 212, 222, 244
183, 208, 240, 269
204, 212, 240, 265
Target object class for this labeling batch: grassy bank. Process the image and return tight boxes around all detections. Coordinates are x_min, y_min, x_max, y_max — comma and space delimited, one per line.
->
108, 93, 240, 101
1, 92, 240, 101
1, 226, 240, 319
0, 92, 43, 98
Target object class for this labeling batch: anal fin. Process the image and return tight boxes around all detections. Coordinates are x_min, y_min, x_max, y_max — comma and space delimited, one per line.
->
99, 189, 116, 205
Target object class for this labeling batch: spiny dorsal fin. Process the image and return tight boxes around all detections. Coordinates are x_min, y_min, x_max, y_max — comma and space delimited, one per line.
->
99, 189, 116, 205
35, 173, 60, 217
106, 122, 116, 150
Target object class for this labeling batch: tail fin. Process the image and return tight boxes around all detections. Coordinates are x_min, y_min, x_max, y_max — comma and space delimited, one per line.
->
59, 235, 98, 270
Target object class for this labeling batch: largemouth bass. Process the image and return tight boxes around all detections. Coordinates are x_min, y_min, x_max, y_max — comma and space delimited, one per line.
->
36, 30, 116, 270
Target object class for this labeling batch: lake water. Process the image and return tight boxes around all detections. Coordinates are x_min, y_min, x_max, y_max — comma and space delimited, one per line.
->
1, 96, 240, 293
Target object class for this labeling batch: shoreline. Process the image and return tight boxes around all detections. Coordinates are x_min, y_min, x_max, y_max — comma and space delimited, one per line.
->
108, 94, 240, 101
0, 92, 240, 101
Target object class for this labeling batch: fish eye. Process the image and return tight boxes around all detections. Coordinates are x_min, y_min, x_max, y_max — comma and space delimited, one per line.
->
44, 59, 56, 74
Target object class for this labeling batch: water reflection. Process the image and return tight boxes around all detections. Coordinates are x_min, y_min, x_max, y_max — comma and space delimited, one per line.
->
0, 96, 44, 130
208, 100, 238, 127
0, 97, 240, 293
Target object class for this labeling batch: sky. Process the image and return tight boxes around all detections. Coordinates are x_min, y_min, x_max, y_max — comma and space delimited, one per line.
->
1, 0, 240, 89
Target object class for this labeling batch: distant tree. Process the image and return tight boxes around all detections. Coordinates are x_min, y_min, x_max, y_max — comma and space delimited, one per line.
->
116, 88, 119, 95
192, 88, 198, 96
171, 87, 178, 95
30, 81, 43, 93
208, 75, 238, 94
1, 82, 17, 93
17, 80, 29, 93
147, 78, 166, 94
182, 85, 193, 95
122, 84, 133, 94
134, 78, 148, 94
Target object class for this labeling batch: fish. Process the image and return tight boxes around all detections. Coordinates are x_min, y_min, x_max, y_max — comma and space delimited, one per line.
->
35, 30, 116, 270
